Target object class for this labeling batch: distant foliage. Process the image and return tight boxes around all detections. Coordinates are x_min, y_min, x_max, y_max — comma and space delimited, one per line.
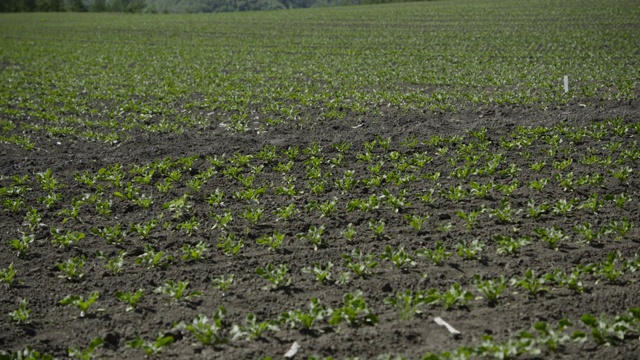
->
0, 0, 437, 13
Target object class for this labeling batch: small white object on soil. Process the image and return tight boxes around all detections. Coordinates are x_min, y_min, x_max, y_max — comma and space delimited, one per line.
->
434, 316, 461, 336
564, 75, 569, 93
284, 341, 300, 358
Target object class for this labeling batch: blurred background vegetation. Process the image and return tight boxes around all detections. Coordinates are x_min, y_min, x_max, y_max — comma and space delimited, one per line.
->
0, 0, 435, 13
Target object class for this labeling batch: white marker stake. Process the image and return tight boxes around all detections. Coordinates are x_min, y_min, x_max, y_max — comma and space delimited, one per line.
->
564, 75, 569, 93
434, 316, 461, 335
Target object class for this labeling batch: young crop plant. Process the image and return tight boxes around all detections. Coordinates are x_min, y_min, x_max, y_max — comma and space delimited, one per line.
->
534, 226, 568, 250
179, 307, 228, 346
456, 239, 485, 260
551, 198, 576, 216
456, 208, 484, 231
368, 219, 386, 239
242, 206, 264, 225
181, 241, 209, 262
526, 200, 549, 219
256, 230, 285, 252
495, 179, 519, 197
404, 213, 429, 233
50, 228, 85, 248
35, 169, 60, 192
38, 192, 63, 209
59, 292, 100, 317
441, 185, 467, 202
9, 232, 35, 258
605, 192, 631, 208
578, 194, 604, 213
341, 223, 357, 243
126, 333, 174, 357
96, 250, 126, 275
592, 252, 625, 284
57, 197, 84, 224
577, 313, 635, 346
601, 219, 633, 241
342, 249, 378, 278
1, 262, 17, 287
495, 235, 531, 256
574, 223, 599, 244
416, 241, 452, 265
297, 225, 326, 251
114, 289, 144, 312
217, 233, 244, 256
545, 267, 587, 294
347, 194, 379, 212
609, 166, 632, 183
68, 338, 104, 360
176, 216, 199, 236
90, 224, 124, 245
488, 198, 517, 223
206, 188, 225, 207
280, 298, 328, 332
155, 280, 201, 302
380, 245, 416, 270
302, 262, 334, 285
329, 291, 378, 327
163, 194, 192, 219
211, 274, 235, 295
381, 189, 411, 212
56, 256, 86, 281
212, 210, 233, 230
469, 181, 494, 199
232, 313, 280, 341
23, 207, 42, 233
384, 290, 431, 321
335, 170, 357, 193
473, 275, 507, 306
136, 244, 173, 269
8, 299, 31, 324
274, 203, 296, 221
510, 269, 549, 298
432, 283, 474, 310
256, 263, 291, 290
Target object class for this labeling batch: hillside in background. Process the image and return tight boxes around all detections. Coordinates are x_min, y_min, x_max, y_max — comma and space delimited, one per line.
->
0, 0, 433, 13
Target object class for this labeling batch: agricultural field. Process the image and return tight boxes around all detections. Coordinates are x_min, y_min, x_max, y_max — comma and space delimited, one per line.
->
1, 0, 640, 358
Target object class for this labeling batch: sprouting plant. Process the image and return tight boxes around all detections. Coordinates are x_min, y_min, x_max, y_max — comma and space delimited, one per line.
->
232, 313, 280, 340
242, 206, 264, 225
526, 199, 549, 219
212, 210, 233, 230
404, 213, 429, 232
601, 219, 633, 241
545, 267, 587, 293
163, 194, 192, 219
114, 289, 144, 312
180, 307, 227, 346
441, 185, 467, 202
130, 219, 158, 240
417, 188, 436, 204
605, 192, 631, 208
3, 197, 24, 213
208, 273, 234, 294
511, 269, 548, 298
528, 178, 548, 191
297, 225, 325, 250
51, 228, 85, 248
280, 298, 328, 331
206, 188, 225, 207
473, 275, 507, 306
551, 198, 576, 216
384, 290, 430, 320
256, 230, 285, 252
176, 216, 199, 236
1, 262, 17, 286
91, 224, 124, 245
329, 291, 378, 327
274, 203, 296, 221
154, 280, 201, 302
181, 241, 208, 262
56, 256, 86, 281
488, 198, 517, 223
335, 170, 357, 192
456, 239, 485, 260
495, 179, 519, 196
534, 226, 567, 250
59, 292, 100, 317
68, 338, 104, 360
8, 299, 31, 324
528, 319, 572, 352
302, 262, 334, 284
416, 241, 452, 265
23, 207, 42, 232
578, 313, 632, 346
38, 192, 63, 209
439, 283, 474, 310
456, 208, 484, 231
593, 252, 625, 284
35, 169, 60, 191
380, 245, 416, 270
126, 333, 174, 357
256, 263, 291, 290
495, 235, 531, 256
368, 219, 385, 239
574, 223, 599, 244
578, 194, 604, 213
530, 161, 546, 171
436, 222, 453, 233
342, 249, 378, 278
347, 194, 379, 212
469, 181, 493, 199
217, 233, 244, 256
381, 189, 411, 212
609, 166, 632, 183
338, 224, 356, 244
9, 232, 35, 258
96, 250, 126, 275
136, 244, 173, 269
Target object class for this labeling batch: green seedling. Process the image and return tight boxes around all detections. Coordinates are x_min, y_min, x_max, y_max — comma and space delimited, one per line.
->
136, 244, 173, 269
130, 219, 158, 240
384, 290, 430, 320
9, 232, 35, 258
114, 289, 144, 312
211, 274, 234, 293
59, 292, 100, 317
56, 256, 86, 281
231, 313, 280, 340
380, 245, 416, 270
534, 226, 567, 250
68, 338, 104, 360
181, 241, 208, 262
91, 224, 124, 245
297, 226, 325, 250
329, 291, 378, 327
456, 208, 484, 230
256, 230, 285, 252
51, 228, 85, 248
96, 250, 126, 275
302, 262, 334, 284
368, 219, 385, 239
341, 223, 357, 242
206, 188, 225, 207
274, 203, 296, 221
217, 233, 244, 256
1, 262, 17, 286
154, 280, 201, 302
126, 333, 174, 357
574, 223, 599, 244
495, 235, 531, 256
256, 263, 291, 290
473, 275, 507, 306
176, 216, 199, 236
456, 239, 485, 260
342, 249, 378, 278
416, 241, 452, 265
180, 307, 227, 345
280, 298, 328, 331
8, 299, 31, 324
242, 206, 264, 225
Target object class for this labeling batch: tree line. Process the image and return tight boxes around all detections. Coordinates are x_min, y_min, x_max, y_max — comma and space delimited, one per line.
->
0, 0, 434, 13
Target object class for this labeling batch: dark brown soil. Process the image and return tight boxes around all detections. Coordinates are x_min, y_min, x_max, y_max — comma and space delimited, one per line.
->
1, 100, 639, 359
